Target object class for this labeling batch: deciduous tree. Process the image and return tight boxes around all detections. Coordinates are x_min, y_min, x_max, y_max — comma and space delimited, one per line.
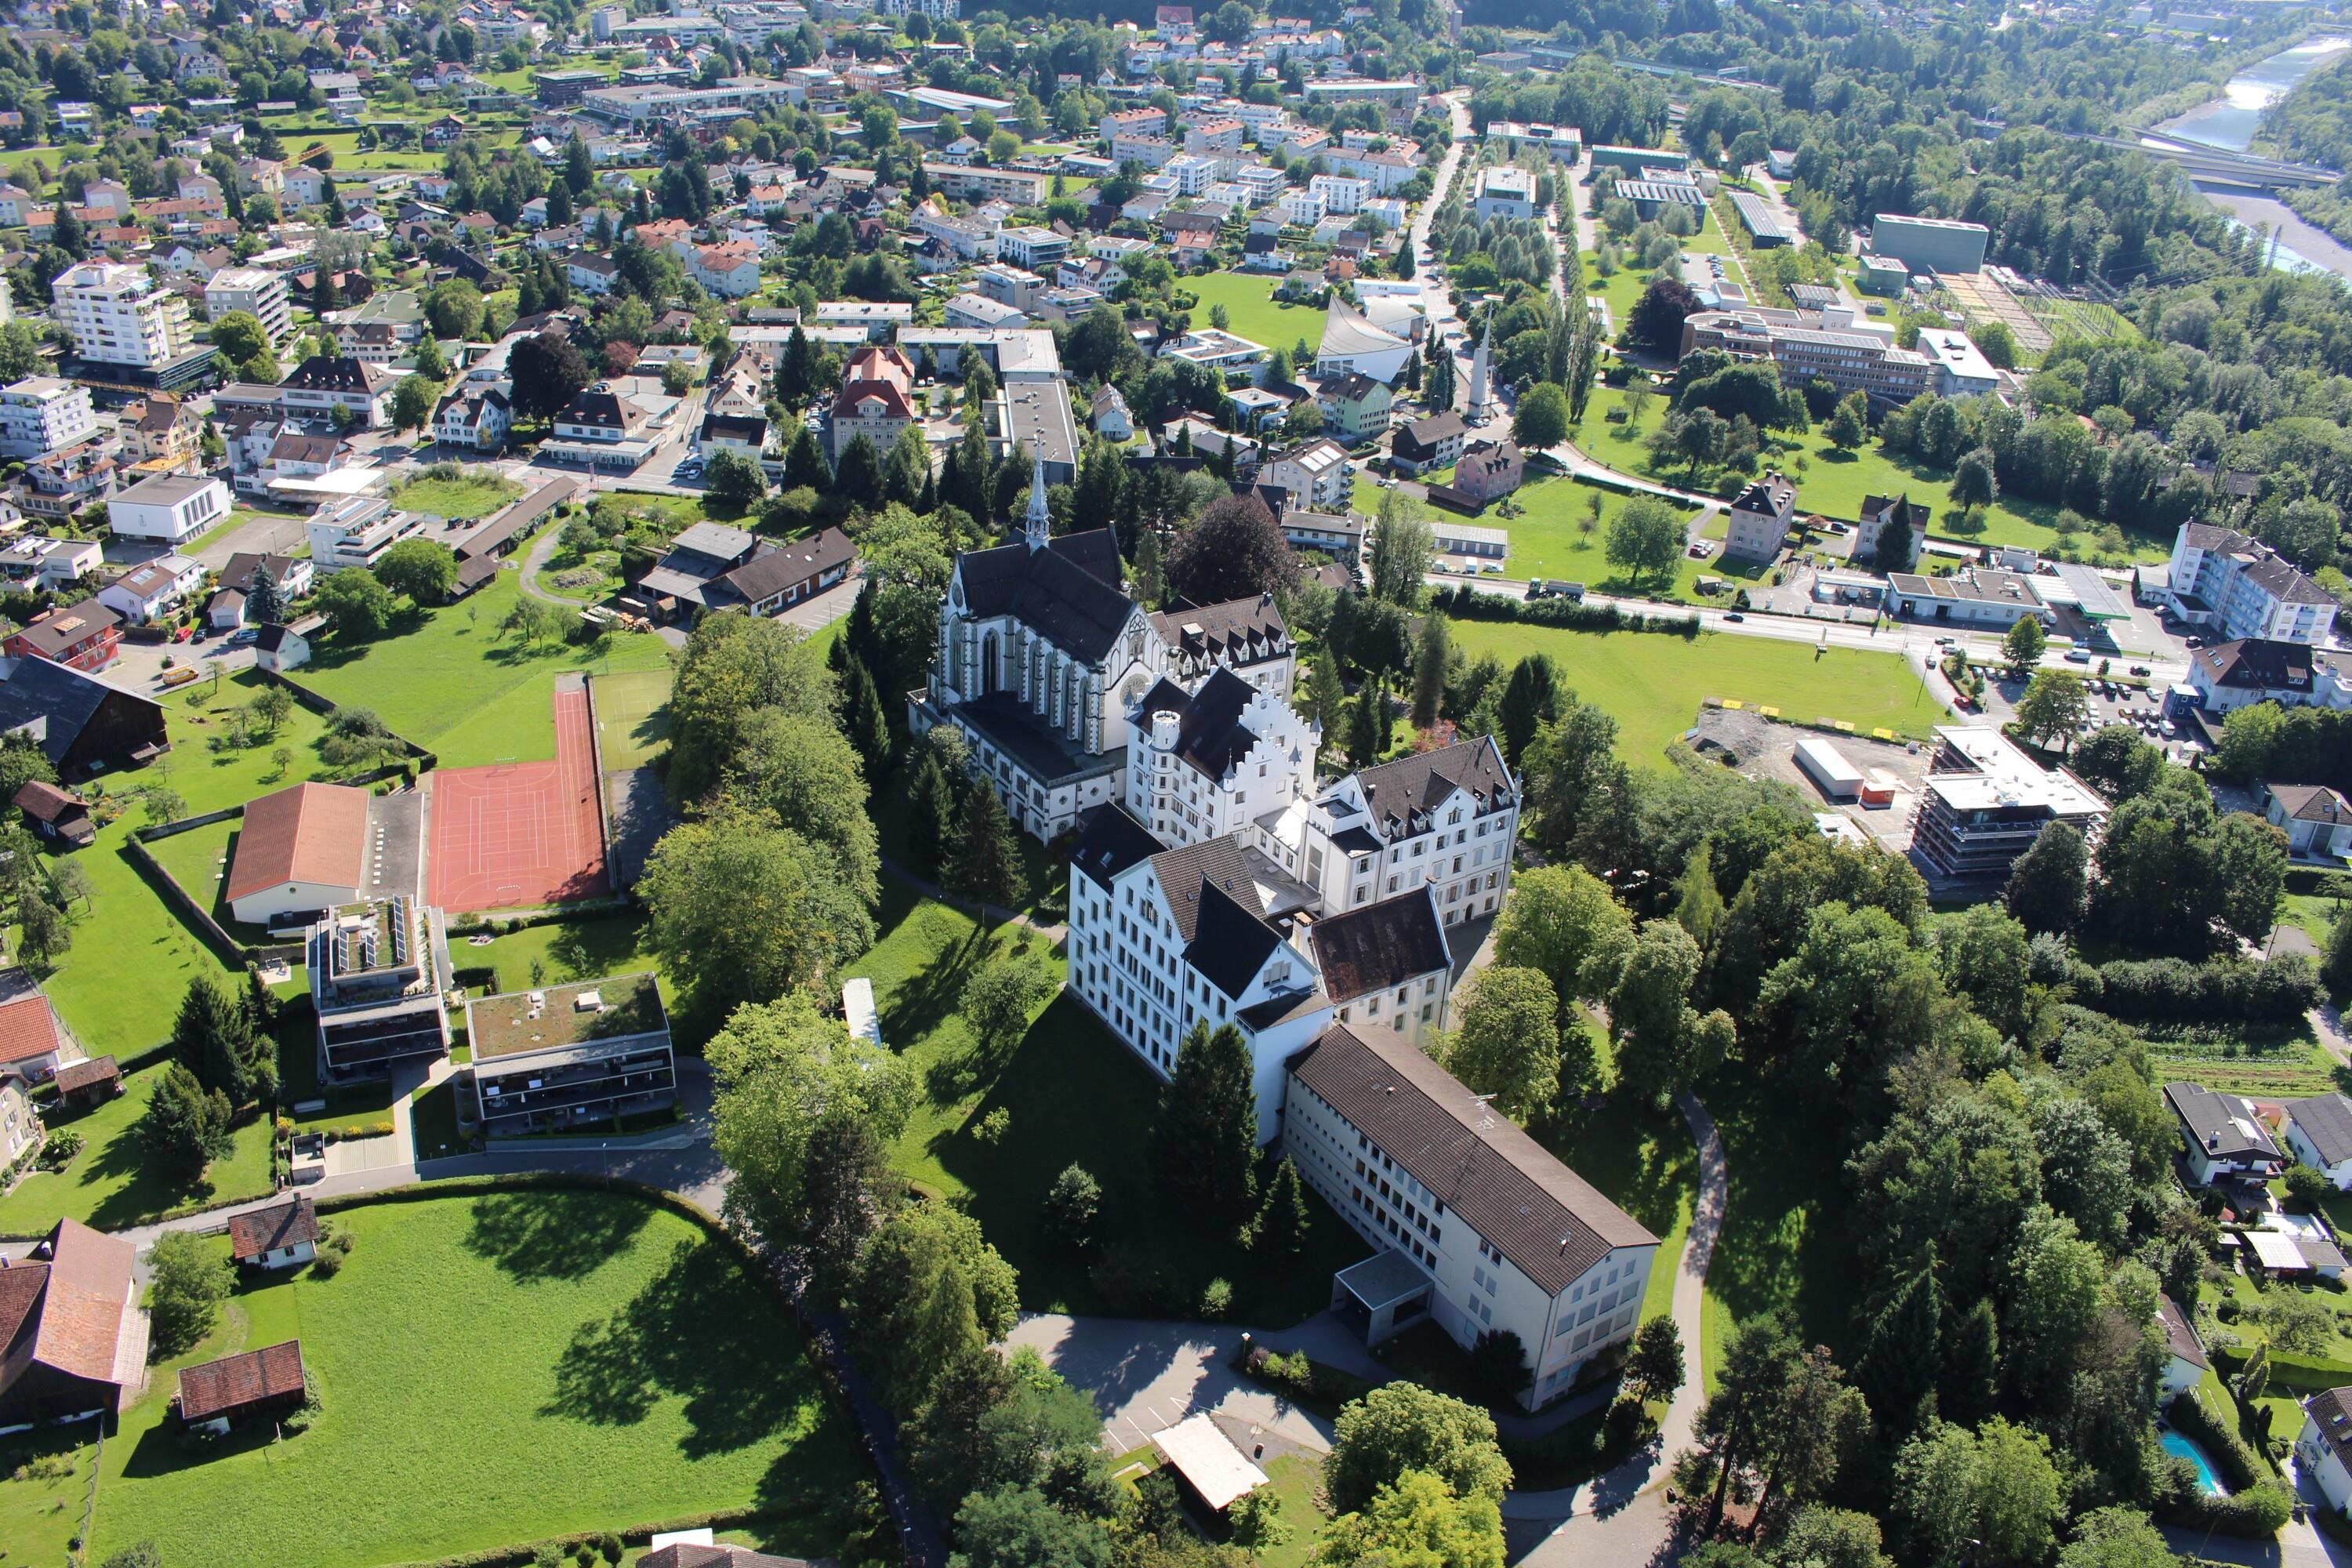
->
1445, 965, 1562, 1121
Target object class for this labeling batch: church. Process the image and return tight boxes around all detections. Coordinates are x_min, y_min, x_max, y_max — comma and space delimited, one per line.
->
908, 461, 1295, 841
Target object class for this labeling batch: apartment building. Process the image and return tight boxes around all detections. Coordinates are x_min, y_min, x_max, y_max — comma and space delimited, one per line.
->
1907, 727, 2107, 884
464, 975, 676, 1137
921, 162, 1050, 205
0, 379, 96, 460
1723, 471, 1795, 563
827, 343, 917, 463
51, 261, 196, 372
308, 898, 448, 1081
204, 267, 294, 346
1472, 165, 1537, 221
307, 494, 426, 571
2165, 521, 2340, 647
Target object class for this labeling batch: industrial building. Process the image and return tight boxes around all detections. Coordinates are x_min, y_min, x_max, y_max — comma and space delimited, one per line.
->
1868, 212, 1989, 275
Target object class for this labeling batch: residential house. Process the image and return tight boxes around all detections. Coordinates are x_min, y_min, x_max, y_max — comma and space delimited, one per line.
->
433, 385, 511, 452
2268, 783, 2352, 860
227, 1196, 319, 1270
1316, 371, 1394, 445
0, 1076, 35, 1169
2158, 1294, 2208, 1399
0, 536, 102, 591
553, 384, 649, 445
1724, 471, 1797, 563
2, 604, 124, 675
2298, 1388, 2352, 1516
124, 394, 201, 474
1853, 492, 1928, 572
2188, 638, 2323, 713
279, 356, 396, 429
1091, 384, 1133, 440
96, 555, 205, 626
0, 971, 72, 1083
2284, 1093, 2352, 1191
2165, 1079, 2285, 1187
1262, 437, 1350, 511
826, 343, 917, 463
13, 780, 94, 847
255, 619, 315, 673
1436, 437, 1524, 506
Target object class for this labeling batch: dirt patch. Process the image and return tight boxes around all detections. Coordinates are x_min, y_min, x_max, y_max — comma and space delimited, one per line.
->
1687, 706, 1933, 853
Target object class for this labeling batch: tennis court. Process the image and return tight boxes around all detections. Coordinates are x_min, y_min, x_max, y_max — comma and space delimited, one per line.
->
592, 667, 673, 771
427, 679, 608, 910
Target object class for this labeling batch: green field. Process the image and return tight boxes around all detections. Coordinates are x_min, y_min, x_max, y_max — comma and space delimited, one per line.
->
1497, 477, 1765, 602
1698, 1077, 1850, 1386
457, 910, 660, 1001
855, 885, 1369, 1323
0, 1417, 96, 1566
593, 667, 675, 771
1447, 619, 1948, 765
1187, 272, 1330, 356
297, 575, 673, 769
35, 673, 336, 1069
0, 1061, 273, 1236
1573, 386, 2175, 564
390, 471, 524, 521
94, 1192, 856, 1568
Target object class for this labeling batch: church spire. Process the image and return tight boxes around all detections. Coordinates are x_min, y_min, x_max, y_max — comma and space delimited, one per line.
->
1023, 452, 1050, 549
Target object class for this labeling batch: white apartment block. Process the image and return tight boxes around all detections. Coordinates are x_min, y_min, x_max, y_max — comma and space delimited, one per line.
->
51, 262, 194, 370
1277, 187, 1328, 227
1256, 739, 1521, 924
1110, 132, 1180, 170
1286, 1022, 1659, 1410
0, 379, 96, 460
1165, 155, 1222, 196
2165, 521, 2340, 647
912, 208, 1000, 262
204, 267, 294, 346
1472, 165, 1537, 222
1263, 438, 1352, 511
307, 494, 426, 571
1311, 173, 1371, 214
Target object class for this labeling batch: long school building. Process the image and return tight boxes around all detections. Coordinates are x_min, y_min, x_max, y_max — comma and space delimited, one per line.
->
1286, 1023, 1660, 1410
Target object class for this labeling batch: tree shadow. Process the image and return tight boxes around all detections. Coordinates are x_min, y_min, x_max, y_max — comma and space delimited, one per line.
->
543, 1234, 812, 1457
463, 1189, 652, 1281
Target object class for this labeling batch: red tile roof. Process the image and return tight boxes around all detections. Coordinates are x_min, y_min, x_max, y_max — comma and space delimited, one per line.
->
18, 1218, 138, 1389
227, 1195, 318, 1261
177, 1339, 306, 1422
224, 782, 369, 904
0, 977, 64, 1069
52, 1055, 118, 1095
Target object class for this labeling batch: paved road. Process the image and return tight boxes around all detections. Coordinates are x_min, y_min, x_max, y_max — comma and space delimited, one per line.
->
1508, 1094, 1724, 1568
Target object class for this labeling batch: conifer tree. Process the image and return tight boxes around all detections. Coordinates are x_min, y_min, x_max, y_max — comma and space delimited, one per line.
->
1149, 1021, 1260, 1221
945, 782, 1025, 916
1250, 1156, 1309, 1259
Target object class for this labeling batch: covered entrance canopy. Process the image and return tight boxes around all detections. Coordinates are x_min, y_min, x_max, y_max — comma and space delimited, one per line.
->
1332, 1249, 1432, 1346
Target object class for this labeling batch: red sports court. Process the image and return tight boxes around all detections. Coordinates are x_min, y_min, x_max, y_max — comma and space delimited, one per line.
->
426, 681, 607, 910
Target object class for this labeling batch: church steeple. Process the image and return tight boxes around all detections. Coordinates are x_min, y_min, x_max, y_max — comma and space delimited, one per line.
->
1023, 452, 1050, 549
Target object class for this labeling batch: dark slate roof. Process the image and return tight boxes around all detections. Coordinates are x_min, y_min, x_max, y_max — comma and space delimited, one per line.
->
227, 1194, 318, 1260
2288, 1092, 2352, 1169
2308, 1386, 2352, 1469
1071, 803, 1168, 891
1147, 834, 1284, 998
1150, 593, 1288, 669
1862, 493, 1931, 532
0, 657, 156, 766
218, 552, 303, 593
2164, 1080, 2283, 1163
281, 354, 378, 394
1307, 888, 1450, 1002
2195, 638, 2314, 694
8, 602, 121, 660
955, 530, 1133, 664
1349, 736, 1514, 838
1288, 1023, 1657, 1294
719, 527, 854, 604
1157, 666, 1261, 782
2158, 1292, 2206, 1370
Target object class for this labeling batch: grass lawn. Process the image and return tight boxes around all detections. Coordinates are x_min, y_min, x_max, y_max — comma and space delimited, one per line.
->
458, 910, 659, 998
390, 471, 525, 520
1544, 1094, 1697, 1327
1698, 1076, 1848, 1387
35, 673, 337, 1066
1571, 387, 2172, 564
296, 575, 673, 769
1188, 272, 1327, 356
93, 1192, 857, 1568
1497, 477, 1763, 603
0, 1062, 272, 1236
593, 666, 675, 771
1250, 1452, 1334, 1568
0, 1417, 97, 1565
1447, 619, 1947, 766
855, 885, 1368, 1323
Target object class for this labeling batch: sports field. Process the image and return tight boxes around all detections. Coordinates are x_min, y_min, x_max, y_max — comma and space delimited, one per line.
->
1448, 619, 1949, 764
428, 680, 607, 910
593, 667, 673, 771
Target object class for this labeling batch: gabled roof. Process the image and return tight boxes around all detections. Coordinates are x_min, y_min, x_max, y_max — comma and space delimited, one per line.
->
2158, 1292, 2206, 1370
1348, 736, 1514, 838
6, 603, 122, 661
2273, 783, 2352, 827
12, 779, 85, 825
0, 1218, 138, 1397
0, 655, 154, 764
954, 530, 1134, 664
1145, 833, 1293, 999
53, 1055, 117, 1095
2195, 638, 2314, 694
0, 971, 63, 1068
177, 1340, 306, 1421
2165, 1080, 2283, 1163
1308, 887, 1450, 1002
225, 782, 370, 903
2288, 1092, 2352, 1169
1071, 802, 1168, 891
1144, 666, 1264, 782
228, 1195, 319, 1260
1288, 1023, 1656, 1294
1149, 593, 1288, 668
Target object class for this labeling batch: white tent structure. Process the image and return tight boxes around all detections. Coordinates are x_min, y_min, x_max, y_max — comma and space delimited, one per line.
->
1314, 298, 1412, 384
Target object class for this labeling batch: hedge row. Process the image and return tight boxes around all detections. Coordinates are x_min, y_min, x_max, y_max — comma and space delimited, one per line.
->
2213, 1343, 2352, 1389
388, 1507, 767, 1568
2166, 1391, 2266, 1492
1428, 583, 1704, 637
2082, 953, 2319, 1023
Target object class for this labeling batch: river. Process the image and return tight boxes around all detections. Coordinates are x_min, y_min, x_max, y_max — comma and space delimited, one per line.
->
2152, 35, 2352, 280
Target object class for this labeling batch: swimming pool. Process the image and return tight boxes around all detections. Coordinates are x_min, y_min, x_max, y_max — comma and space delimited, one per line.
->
2163, 1428, 2228, 1496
